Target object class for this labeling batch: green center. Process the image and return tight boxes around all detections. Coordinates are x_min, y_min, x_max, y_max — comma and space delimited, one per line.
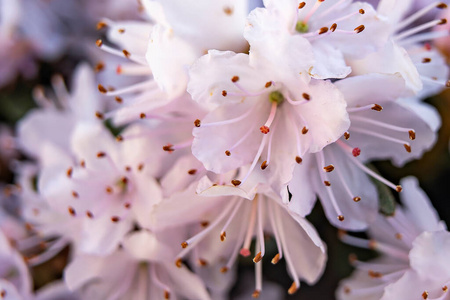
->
296, 21, 309, 33
269, 91, 284, 105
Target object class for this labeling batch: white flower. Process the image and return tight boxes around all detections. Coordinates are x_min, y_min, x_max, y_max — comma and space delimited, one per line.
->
336, 177, 448, 300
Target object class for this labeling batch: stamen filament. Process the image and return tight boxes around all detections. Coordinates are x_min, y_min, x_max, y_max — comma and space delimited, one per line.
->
395, 2, 447, 32
351, 116, 414, 134
200, 107, 253, 128
316, 151, 344, 217
241, 198, 259, 256
395, 19, 447, 41
220, 200, 244, 240
239, 134, 269, 185
268, 200, 283, 262
303, 0, 324, 24
100, 80, 157, 96
116, 63, 152, 76
351, 128, 410, 147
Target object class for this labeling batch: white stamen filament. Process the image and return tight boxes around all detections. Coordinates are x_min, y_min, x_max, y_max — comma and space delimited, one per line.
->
316, 152, 344, 217
303, 0, 324, 24
421, 76, 449, 87
116, 63, 152, 76
285, 94, 308, 106
102, 80, 157, 97
268, 200, 284, 261
26, 238, 69, 266
275, 203, 300, 289
351, 115, 414, 134
263, 102, 278, 130
241, 198, 259, 256
224, 210, 249, 270
395, 2, 447, 32
150, 264, 171, 298
136, 264, 149, 300
51, 75, 70, 108
228, 127, 254, 152
347, 104, 380, 113
399, 30, 449, 46
256, 196, 265, 260
232, 81, 269, 97
318, 0, 347, 18
220, 200, 244, 238
266, 118, 279, 166
97, 43, 147, 65
200, 107, 253, 128
329, 11, 361, 24
395, 19, 446, 41
254, 242, 263, 295
351, 128, 410, 147
239, 134, 268, 185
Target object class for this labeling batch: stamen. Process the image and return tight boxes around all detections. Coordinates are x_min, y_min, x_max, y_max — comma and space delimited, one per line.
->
395, 19, 447, 41
240, 198, 259, 257
115, 63, 152, 76
329, 150, 360, 203
351, 115, 415, 135
268, 201, 283, 263
237, 134, 269, 185
303, 0, 325, 24
220, 200, 244, 241
96, 40, 147, 65
254, 196, 265, 262
200, 107, 253, 128
347, 104, 383, 113
316, 152, 344, 219
395, 2, 448, 32
98, 80, 157, 97
351, 128, 411, 151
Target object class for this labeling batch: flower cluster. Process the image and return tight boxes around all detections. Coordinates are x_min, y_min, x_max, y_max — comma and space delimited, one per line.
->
0, 0, 449, 299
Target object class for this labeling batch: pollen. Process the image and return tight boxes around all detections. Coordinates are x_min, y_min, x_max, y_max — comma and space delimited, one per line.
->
404, 144, 412, 153
409, 130, 416, 140
188, 169, 197, 175
265, 81, 272, 88
97, 152, 106, 158
225, 150, 231, 156
338, 215, 345, 221
323, 165, 335, 172
302, 93, 311, 100
353, 196, 361, 202
220, 266, 229, 273
95, 39, 103, 47
86, 211, 94, 218
96, 21, 107, 30
111, 216, 120, 223
198, 259, 208, 266
223, 6, 233, 15
194, 119, 201, 127
359, 9, 365, 14
330, 23, 337, 32
396, 185, 403, 192
261, 160, 268, 170
354, 25, 365, 33
98, 84, 107, 94
116, 135, 124, 142
288, 282, 298, 295
72, 191, 79, 198
122, 49, 131, 58
344, 132, 350, 140
295, 156, 303, 164
271, 253, 280, 264
252, 290, 260, 298
324, 181, 331, 186
68, 206, 76, 216
371, 104, 383, 111
181, 241, 188, 248
222, 90, 227, 97
231, 76, 240, 82
94, 62, 105, 72
422, 291, 429, 299
115, 96, 123, 103
319, 27, 328, 34
139, 113, 146, 119
231, 180, 241, 186
66, 167, 73, 178
175, 258, 182, 268
253, 252, 262, 263
95, 111, 104, 119
302, 127, 309, 134
298, 2, 306, 9
437, 3, 448, 9
220, 231, 226, 241
422, 58, 432, 63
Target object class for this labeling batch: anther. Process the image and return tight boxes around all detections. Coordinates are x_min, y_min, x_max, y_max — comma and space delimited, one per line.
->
338, 215, 345, 221
188, 169, 197, 175
319, 27, 329, 34
330, 23, 337, 32
111, 216, 120, 222
354, 25, 365, 33
80, 160, 86, 168
439, 18, 447, 25
265, 81, 272, 88
94, 62, 105, 72
344, 286, 351, 294
288, 282, 298, 295
302, 93, 311, 100
404, 144, 412, 153
122, 49, 131, 58
97, 152, 106, 158
225, 150, 231, 156
86, 211, 94, 218
220, 231, 226, 241
260, 126, 270, 134
446, 80, 450, 87
124, 203, 131, 209
422, 58, 432, 63
222, 90, 227, 97
118, 28, 125, 34
139, 113, 146, 119
261, 161, 268, 170
324, 181, 331, 186
298, 2, 306, 9
164, 290, 170, 300
138, 163, 144, 171
96, 21, 107, 30
200, 221, 209, 227
163, 144, 174, 152
175, 258, 182, 268
443, 286, 448, 292
252, 290, 261, 298
395, 233, 403, 240
66, 167, 73, 178
220, 266, 229, 273
368, 270, 382, 278
359, 9, 365, 14
231, 76, 240, 82
72, 191, 79, 198
302, 127, 309, 134
409, 130, 416, 140
324, 165, 335, 172
98, 84, 107, 94
344, 132, 350, 140
295, 156, 302, 164
352, 148, 361, 157
115, 96, 123, 103
353, 196, 361, 202
271, 253, 280, 264
371, 104, 383, 111
194, 119, 201, 127
223, 6, 233, 15
116, 135, 123, 142
95, 39, 103, 47
422, 291, 429, 299
121, 177, 128, 185
396, 185, 403, 192
231, 180, 241, 186
198, 259, 208, 266
95, 111, 104, 119
253, 252, 262, 263
68, 206, 76, 216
